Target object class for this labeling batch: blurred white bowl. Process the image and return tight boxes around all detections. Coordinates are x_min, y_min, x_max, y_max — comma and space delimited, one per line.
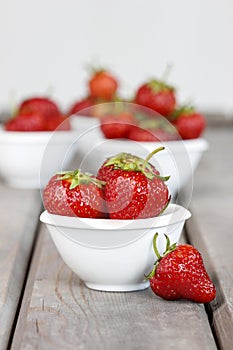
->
70, 115, 100, 135
0, 127, 78, 188
71, 129, 208, 198
40, 204, 191, 292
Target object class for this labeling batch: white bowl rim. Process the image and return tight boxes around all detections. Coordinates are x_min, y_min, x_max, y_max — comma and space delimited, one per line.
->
94, 136, 209, 152
0, 125, 78, 143
40, 203, 191, 231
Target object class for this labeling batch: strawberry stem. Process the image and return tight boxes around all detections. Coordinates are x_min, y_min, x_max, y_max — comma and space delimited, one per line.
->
142, 147, 165, 171
153, 233, 161, 260
144, 233, 178, 281
142, 147, 165, 172
161, 63, 173, 82
142, 147, 170, 182
165, 234, 171, 253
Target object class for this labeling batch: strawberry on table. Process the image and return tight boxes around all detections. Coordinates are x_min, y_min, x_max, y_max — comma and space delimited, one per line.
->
4, 111, 46, 131
135, 79, 176, 117
146, 233, 216, 303
43, 170, 106, 218
88, 69, 118, 101
97, 147, 170, 219
171, 106, 206, 140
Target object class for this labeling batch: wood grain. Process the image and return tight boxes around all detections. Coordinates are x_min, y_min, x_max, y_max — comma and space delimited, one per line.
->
185, 126, 233, 350
0, 184, 41, 350
12, 225, 216, 350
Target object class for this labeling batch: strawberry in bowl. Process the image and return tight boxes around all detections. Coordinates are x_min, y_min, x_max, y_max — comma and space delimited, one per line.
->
5, 96, 70, 131
97, 147, 170, 219
43, 170, 106, 218
0, 96, 76, 188
135, 79, 176, 117
88, 69, 118, 101
40, 152, 191, 292
171, 106, 206, 140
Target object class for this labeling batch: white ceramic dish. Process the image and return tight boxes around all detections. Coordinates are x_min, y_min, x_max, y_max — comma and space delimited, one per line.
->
70, 115, 100, 136
0, 126, 78, 188
70, 125, 208, 198
40, 204, 191, 292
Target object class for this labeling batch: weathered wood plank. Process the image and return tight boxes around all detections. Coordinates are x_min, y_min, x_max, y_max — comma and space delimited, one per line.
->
12, 224, 216, 350
0, 184, 41, 350
185, 126, 233, 350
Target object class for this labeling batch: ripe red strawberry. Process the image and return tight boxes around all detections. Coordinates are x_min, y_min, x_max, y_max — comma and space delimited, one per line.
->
100, 112, 136, 139
19, 97, 60, 119
43, 170, 106, 218
89, 70, 118, 100
128, 118, 179, 142
4, 112, 46, 131
146, 233, 216, 303
171, 106, 206, 140
135, 80, 176, 117
47, 114, 71, 131
97, 148, 170, 219
18, 97, 63, 131
68, 97, 95, 116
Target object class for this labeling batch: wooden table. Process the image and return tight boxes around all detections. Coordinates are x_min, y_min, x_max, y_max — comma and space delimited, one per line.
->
0, 125, 232, 350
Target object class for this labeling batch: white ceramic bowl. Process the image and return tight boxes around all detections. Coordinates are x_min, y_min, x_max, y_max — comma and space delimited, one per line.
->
70, 115, 100, 136
70, 125, 208, 198
0, 126, 78, 188
40, 204, 191, 292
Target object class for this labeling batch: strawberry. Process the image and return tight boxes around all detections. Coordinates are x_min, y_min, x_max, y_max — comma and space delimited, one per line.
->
146, 233, 216, 303
128, 118, 179, 142
43, 170, 106, 218
4, 111, 46, 131
47, 114, 71, 131
97, 147, 170, 219
18, 97, 64, 131
19, 97, 60, 119
171, 106, 206, 140
68, 97, 95, 117
100, 112, 136, 139
89, 70, 118, 100
135, 79, 176, 117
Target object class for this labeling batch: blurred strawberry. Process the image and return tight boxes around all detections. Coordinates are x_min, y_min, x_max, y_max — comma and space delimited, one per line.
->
171, 106, 206, 140
5, 112, 46, 131
49, 114, 71, 131
128, 118, 179, 142
89, 70, 118, 100
135, 79, 176, 117
19, 97, 60, 119
68, 97, 95, 117
18, 97, 66, 131
100, 112, 136, 139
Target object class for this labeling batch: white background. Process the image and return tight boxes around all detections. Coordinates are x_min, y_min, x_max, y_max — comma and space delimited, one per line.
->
0, 0, 233, 115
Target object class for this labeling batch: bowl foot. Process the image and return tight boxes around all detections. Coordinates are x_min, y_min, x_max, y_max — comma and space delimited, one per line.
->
85, 280, 150, 292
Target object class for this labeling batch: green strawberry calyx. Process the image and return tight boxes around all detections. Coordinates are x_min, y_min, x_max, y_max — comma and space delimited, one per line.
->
145, 233, 177, 280
139, 118, 177, 134
56, 170, 106, 189
169, 105, 196, 121
147, 79, 175, 93
104, 147, 170, 181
